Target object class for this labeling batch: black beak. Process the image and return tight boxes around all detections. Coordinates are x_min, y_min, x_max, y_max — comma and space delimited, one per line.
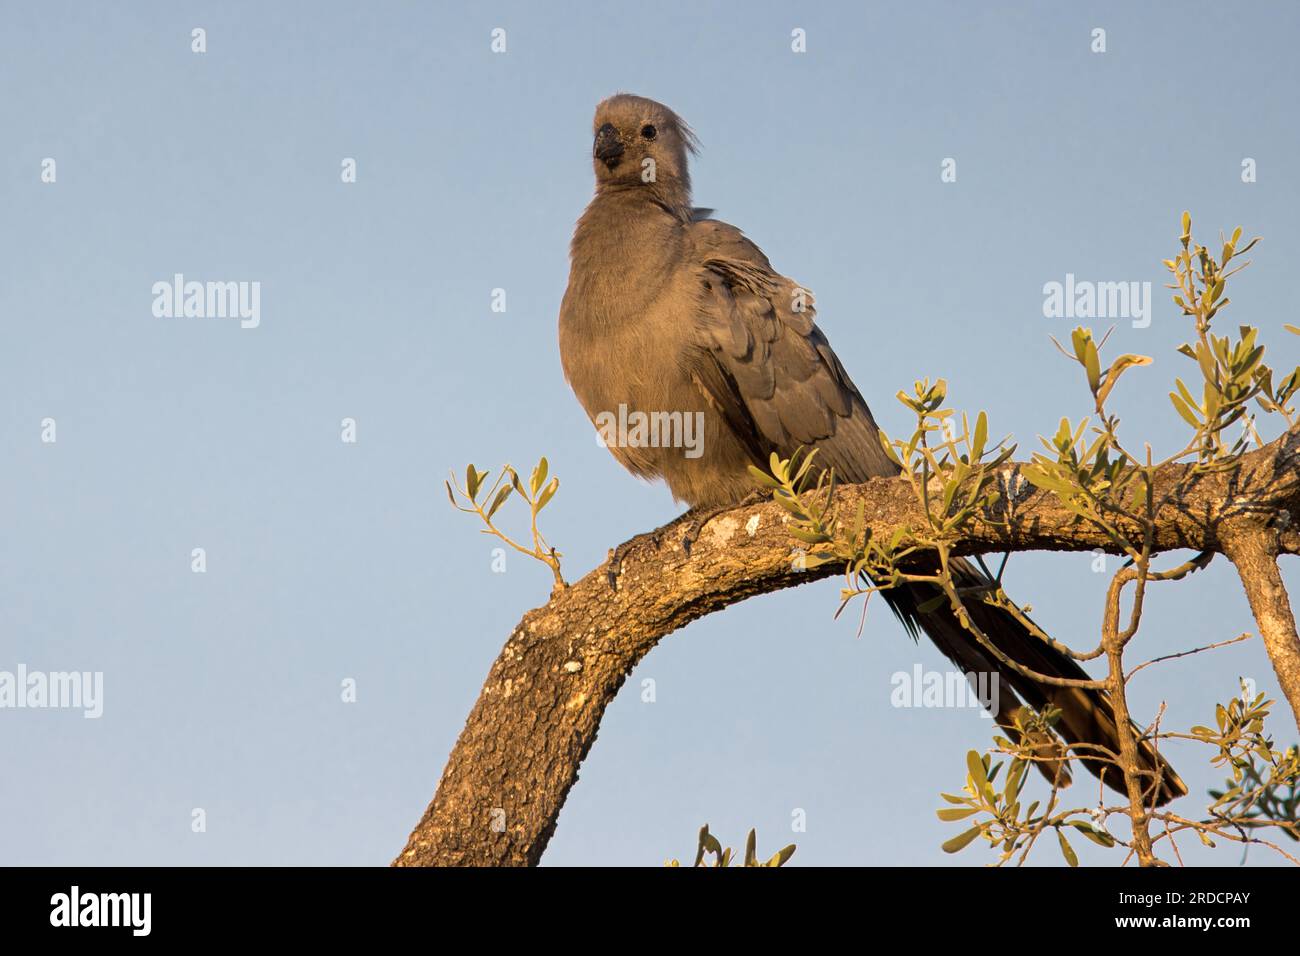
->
593, 122, 624, 168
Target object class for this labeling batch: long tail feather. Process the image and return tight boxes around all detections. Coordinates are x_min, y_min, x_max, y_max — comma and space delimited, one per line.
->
881, 557, 1186, 806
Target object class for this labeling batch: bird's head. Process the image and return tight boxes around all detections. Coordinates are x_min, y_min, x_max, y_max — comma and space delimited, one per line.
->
590, 94, 698, 204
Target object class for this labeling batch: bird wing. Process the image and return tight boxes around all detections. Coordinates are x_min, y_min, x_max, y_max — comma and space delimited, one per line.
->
685, 219, 897, 483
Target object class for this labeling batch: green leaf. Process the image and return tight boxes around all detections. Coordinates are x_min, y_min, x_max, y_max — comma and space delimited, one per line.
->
766, 845, 796, 867
941, 825, 983, 854
788, 526, 831, 545
941, 477, 959, 515
1070, 821, 1116, 848
1196, 343, 1216, 383
486, 485, 512, 521
1070, 327, 1090, 365
1096, 354, 1153, 405
773, 492, 806, 516
966, 751, 995, 803
1084, 344, 1101, 392
535, 477, 559, 512
851, 500, 866, 546
693, 826, 710, 866
1057, 829, 1079, 867
917, 593, 947, 614
1169, 392, 1201, 428
937, 807, 979, 822
879, 431, 904, 467
792, 447, 819, 485
930, 378, 948, 407
1022, 464, 1075, 495
1004, 759, 1023, 806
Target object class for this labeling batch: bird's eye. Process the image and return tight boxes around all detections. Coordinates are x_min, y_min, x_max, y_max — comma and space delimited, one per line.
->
640, 124, 657, 140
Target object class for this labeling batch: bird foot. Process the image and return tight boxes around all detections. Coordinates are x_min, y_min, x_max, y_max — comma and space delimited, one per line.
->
606, 526, 668, 590
606, 491, 770, 588
681, 489, 768, 557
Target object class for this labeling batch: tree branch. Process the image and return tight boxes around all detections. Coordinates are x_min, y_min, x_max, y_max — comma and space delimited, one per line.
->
393, 423, 1300, 866
1222, 527, 1300, 736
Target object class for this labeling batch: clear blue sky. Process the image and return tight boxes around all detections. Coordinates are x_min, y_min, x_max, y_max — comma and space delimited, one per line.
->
2, 0, 1297, 866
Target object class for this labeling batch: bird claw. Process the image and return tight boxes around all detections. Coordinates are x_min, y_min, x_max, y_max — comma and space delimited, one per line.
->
605, 528, 666, 590
608, 491, 768, 584
681, 490, 767, 558
681, 518, 706, 557
605, 543, 628, 590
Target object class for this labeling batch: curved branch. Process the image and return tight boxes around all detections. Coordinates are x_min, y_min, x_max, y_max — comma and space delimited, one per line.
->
1222, 528, 1300, 728
393, 424, 1300, 866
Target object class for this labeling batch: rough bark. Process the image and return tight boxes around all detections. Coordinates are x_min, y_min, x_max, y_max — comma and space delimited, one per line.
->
394, 424, 1300, 866
1222, 528, 1300, 735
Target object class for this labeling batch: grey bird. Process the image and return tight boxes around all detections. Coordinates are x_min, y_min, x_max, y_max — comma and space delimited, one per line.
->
558, 93, 1185, 804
